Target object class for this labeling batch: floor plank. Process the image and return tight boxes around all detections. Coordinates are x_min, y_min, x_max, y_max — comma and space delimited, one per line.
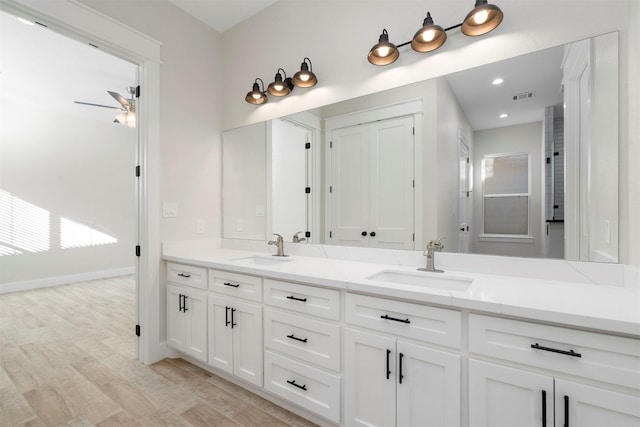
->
0, 276, 319, 427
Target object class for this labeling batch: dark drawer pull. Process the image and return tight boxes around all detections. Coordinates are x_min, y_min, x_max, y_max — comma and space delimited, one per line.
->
531, 343, 582, 358
381, 314, 410, 324
286, 380, 307, 391
177, 273, 191, 278
286, 334, 308, 343
223, 282, 240, 288
286, 295, 307, 302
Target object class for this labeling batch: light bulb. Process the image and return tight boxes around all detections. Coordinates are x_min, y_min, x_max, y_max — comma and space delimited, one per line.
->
377, 46, 390, 57
274, 83, 283, 91
252, 93, 261, 100
422, 29, 436, 42
300, 74, 310, 82
126, 112, 136, 127
473, 10, 489, 24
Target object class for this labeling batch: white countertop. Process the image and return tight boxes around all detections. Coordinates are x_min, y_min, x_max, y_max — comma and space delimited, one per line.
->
162, 240, 640, 338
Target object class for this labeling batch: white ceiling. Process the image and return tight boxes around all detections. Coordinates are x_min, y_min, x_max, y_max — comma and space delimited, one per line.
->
167, 0, 278, 33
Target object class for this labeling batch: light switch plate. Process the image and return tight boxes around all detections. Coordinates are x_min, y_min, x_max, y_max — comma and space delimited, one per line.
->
163, 202, 178, 218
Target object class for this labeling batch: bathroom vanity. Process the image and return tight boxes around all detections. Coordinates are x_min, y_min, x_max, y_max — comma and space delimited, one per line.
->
162, 239, 639, 427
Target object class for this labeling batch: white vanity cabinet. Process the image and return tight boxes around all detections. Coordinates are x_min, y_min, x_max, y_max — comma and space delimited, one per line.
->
468, 314, 640, 427
207, 269, 263, 387
344, 293, 461, 427
166, 263, 208, 362
263, 279, 342, 423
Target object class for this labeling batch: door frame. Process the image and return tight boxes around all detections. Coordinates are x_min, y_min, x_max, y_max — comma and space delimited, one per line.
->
1, 0, 164, 364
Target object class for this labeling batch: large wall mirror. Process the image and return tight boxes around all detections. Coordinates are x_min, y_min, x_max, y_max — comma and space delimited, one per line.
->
223, 32, 618, 263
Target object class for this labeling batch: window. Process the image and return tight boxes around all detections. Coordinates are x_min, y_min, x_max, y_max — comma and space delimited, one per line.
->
481, 153, 530, 237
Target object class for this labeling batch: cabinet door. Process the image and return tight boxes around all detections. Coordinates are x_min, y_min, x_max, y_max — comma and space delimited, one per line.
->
396, 341, 460, 427
167, 285, 186, 351
555, 379, 640, 427
329, 125, 369, 247
232, 299, 263, 387
207, 295, 234, 374
345, 328, 396, 427
184, 289, 207, 362
469, 359, 553, 427
368, 116, 415, 250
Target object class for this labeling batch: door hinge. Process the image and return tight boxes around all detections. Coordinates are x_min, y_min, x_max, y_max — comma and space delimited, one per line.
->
330, 141, 333, 149
305, 231, 311, 238
135, 165, 140, 177
412, 233, 415, 242
546, 157, 551, 164
135, 85, 141, 98
466, 191, 470, 197
329, 231, 332, 238
135, 245, 141, 257
412, 127, 415, 135
467, 157, 470, 164
135, 324, 140, 336
305, 187, 311, 194
412, 180, 415, 188
305, 142, 311, 149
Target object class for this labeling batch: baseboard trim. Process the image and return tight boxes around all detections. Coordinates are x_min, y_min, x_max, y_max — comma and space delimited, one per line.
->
0, 266, 136, 294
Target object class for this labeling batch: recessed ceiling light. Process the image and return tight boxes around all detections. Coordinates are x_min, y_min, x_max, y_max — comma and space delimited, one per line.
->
499, 113, 508, 118
17, 17, 35, 26
492, 78, 504, 85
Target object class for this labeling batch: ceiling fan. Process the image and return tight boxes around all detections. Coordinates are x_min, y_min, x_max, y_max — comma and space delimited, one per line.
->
74, 86, 136, 128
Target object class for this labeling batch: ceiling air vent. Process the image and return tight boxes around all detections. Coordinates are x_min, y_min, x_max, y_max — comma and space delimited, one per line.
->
512, 91, 536, 101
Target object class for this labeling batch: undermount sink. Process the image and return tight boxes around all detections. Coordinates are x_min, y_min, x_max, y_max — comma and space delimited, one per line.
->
231, 256, 294, 266
368, 270, 473, 291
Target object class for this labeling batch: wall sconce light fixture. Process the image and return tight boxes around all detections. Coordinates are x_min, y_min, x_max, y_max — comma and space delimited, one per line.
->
245, 78, 267, 105
245, 58, 318, 105
368, 0, 503, 66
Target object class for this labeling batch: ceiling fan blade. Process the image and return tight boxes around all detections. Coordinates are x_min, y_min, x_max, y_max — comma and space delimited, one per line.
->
108, 91, 132, 109
74, 101, 125, 111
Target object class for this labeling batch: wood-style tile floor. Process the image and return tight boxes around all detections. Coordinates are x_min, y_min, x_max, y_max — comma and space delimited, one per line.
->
0, 276, 318, 427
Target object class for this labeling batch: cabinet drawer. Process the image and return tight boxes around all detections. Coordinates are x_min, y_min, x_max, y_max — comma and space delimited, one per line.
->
209, 270, 262, 302
264, 351, 341, 423
264, 308, 340, 372
264, 279, 340, 321
469, 314, 640, 389
345, 293, 461, 349
167, 262, 207, 289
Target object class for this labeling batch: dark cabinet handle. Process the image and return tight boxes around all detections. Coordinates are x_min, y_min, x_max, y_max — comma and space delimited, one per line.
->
231, 308, 237, 328
370, 231, 376, 237
223, 282, 240, 288
361, 231, 368, 236
286, 295, 307, 302
386, 349, 391, 380
531, 343, 581, 358
399, 352, 404, 384
541, 390, 547, 427
286, 379, 307, 391
381, 314, 410, 324
177, 273, 191, 278
564, 395, 569, 427
286, 334, 308, 343
225, 306, 230, 327
182, 295, 188, 312
178, 294, 184, 312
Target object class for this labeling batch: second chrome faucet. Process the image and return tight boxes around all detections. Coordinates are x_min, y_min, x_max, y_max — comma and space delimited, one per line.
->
268, 233, 288, 257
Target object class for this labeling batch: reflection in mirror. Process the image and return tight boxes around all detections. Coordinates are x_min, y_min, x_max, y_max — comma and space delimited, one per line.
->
222, 32, 618, 263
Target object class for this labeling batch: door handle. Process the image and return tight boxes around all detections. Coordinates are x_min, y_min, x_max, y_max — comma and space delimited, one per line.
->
361, 231, 368, 236
370, 231, 376, 237
386, 349, 391, 380
225, 306, 230, 327
398, 352, 404, 384
231, 308, 237, 328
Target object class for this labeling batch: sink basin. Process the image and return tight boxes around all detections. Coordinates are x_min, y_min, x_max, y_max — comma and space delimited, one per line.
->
232, 256, 294, 266
368, 270, 472, 291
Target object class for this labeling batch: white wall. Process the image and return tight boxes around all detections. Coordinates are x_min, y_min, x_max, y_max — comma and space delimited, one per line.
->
472, 122, 544, 258
0, 10, 137, 288
221, 0, 638, 266
79, 0, 223, 243
435, 77, 473, 252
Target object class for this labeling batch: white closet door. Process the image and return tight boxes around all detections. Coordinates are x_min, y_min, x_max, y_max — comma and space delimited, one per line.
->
368, 116, 414, 249
329, 125, 369, 246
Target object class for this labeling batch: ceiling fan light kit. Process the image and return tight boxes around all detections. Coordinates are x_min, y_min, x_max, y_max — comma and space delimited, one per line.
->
367, 0, 503, 66
245, 57, 317, 105
74, 86, 137, 127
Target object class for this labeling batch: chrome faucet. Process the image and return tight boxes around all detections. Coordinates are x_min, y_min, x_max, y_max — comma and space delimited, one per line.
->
268, 233, 288, 257
292, 231, 306, 243
418, 237, 445, 273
